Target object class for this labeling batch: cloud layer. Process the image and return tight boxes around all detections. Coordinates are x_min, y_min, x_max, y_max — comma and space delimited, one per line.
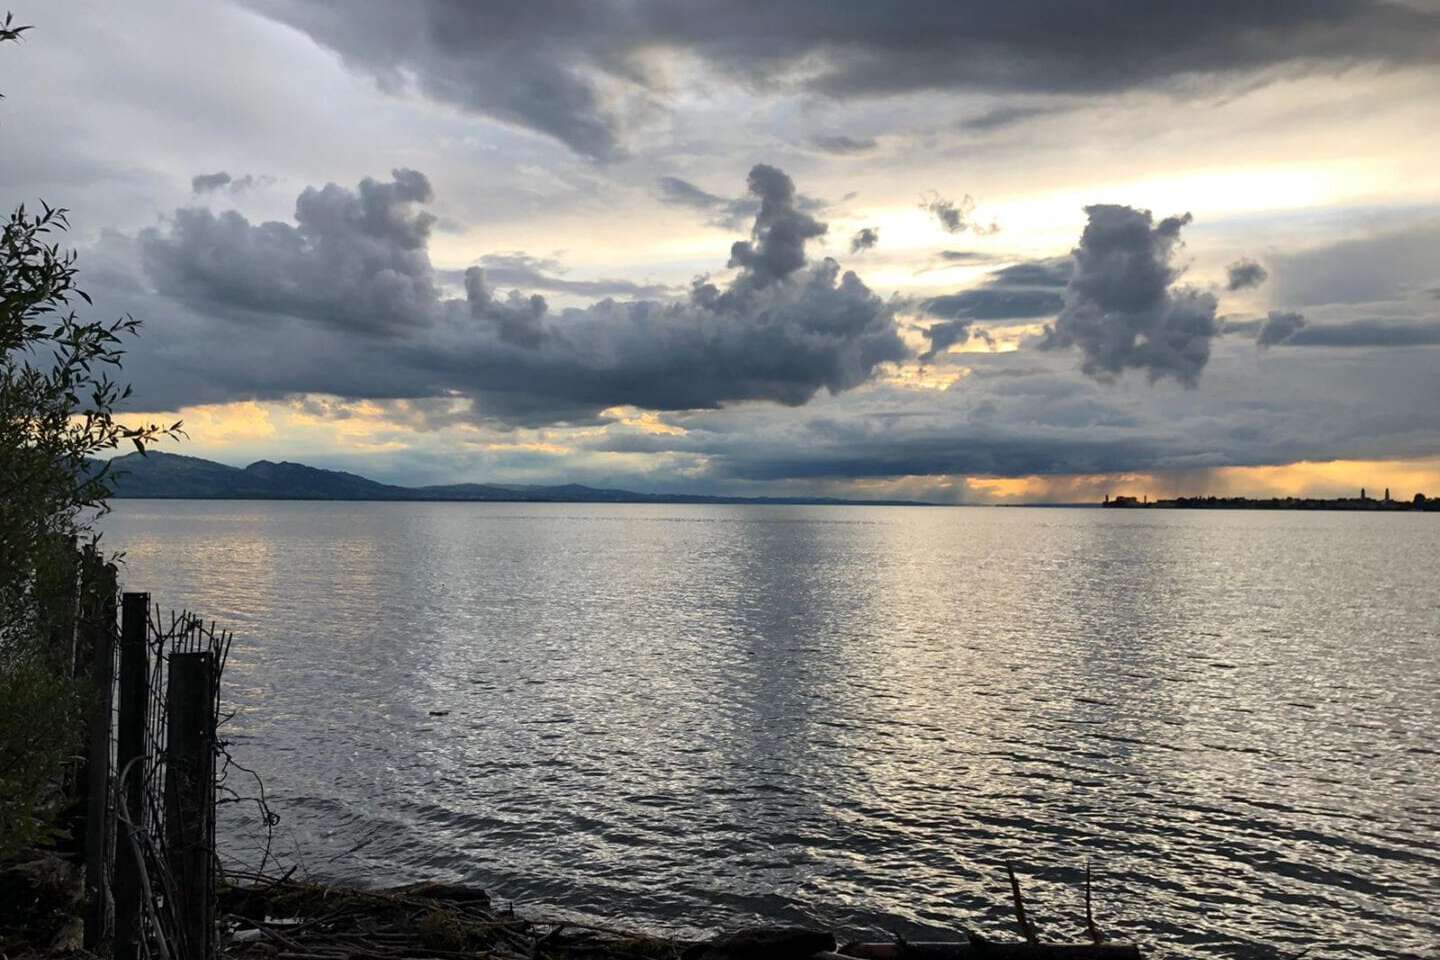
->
132, 165, 906, 424
7, 1, 1440, 499
919, 256, 1070, 362
241, 0, 1440, 160
450, 253, 674, 299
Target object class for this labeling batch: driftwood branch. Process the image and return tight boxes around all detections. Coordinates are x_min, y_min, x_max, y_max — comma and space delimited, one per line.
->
831, 862, 1135, 960
1007, 863, 1039, 945
1084, 861, 1104, 946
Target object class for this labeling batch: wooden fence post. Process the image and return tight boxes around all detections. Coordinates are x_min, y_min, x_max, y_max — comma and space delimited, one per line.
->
165, 651, 216, 960
113, 592, 150, 960
82, 566, 118, 948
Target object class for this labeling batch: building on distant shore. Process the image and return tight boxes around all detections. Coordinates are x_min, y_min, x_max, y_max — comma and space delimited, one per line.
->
1105, 488, 1440, 511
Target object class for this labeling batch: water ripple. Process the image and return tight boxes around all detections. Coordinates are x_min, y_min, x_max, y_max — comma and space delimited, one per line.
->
103, 501, 1440, 960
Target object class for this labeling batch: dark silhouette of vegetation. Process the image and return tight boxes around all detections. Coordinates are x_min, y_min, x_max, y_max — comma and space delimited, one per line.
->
0, 11, 180, 860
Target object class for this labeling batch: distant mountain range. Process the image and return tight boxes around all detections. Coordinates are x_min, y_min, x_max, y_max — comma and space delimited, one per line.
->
99, 452, 936, 507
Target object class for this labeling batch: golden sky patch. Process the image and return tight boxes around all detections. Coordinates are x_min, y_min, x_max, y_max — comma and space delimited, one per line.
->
115, 401, 275, 446
965, 458, 1440, 504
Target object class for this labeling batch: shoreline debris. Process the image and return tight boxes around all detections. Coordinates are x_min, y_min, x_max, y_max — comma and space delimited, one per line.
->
217, 870, 1142, 960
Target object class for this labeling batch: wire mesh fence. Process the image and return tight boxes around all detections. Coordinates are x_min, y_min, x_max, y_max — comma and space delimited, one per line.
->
86, 591, 232, 960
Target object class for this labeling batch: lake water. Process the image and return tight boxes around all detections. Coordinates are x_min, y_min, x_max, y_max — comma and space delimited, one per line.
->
101, 501, 1440, 959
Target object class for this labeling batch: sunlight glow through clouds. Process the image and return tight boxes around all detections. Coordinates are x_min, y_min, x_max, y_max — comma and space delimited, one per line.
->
601, 407, 688, 436
117, 398, 1440, 505
985, 161, 1399, 259
114, 400, 276, 446
882, 364, 965, 391
966, 458, 1440, 504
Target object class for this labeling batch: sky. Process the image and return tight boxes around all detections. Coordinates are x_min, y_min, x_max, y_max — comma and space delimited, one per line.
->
3, 1, 1439, 502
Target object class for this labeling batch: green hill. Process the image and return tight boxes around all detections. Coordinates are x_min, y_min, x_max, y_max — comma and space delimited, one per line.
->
98, 452, 933, 506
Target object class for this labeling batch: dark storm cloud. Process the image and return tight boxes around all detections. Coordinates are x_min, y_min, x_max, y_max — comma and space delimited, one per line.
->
1256, 310, 1307, 347
1040, 204, 1219, 386
920, 320, 978, 362
656, 175, 826, 231
143, 168, 440, 336
990, 257, 1072, 288
917, 257, 1069, 361
190, 171, 270, 195
925, 194, 968, 233
961, 104, 1064, 131
809, 134, 878, 154
850, 227, 879, 253
656, 176, 729, 211
924, 288, 1064, 321
726, 164, 827, 289
1226, 257, 1269, 291
921, 191, 998, 235
191, 171, 232, 193
463, 267, 549, 348
240, 1, 1440, 159
921, 256, 1070, 321
455, 256, 906, 425
236, 2, 638, 161
190, 170, 270, 195
1283, 318, 1440, 347
714, 433, 1173, 482
1218, 316, 1262, 336
916, 256, 1070, 361
443, 252, 674, 299
589, 421, 1176, 480
576, 336, 1440, 488
127, 164, 906, 423
582, 370, 1239, 480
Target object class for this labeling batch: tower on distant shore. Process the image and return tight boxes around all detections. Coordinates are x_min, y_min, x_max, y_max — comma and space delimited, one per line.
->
1361, 487, 1367, 500
1385, 488, 1391, 502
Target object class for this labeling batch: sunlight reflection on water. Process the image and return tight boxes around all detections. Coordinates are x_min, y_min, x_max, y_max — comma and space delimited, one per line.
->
103, 502, 1440, 959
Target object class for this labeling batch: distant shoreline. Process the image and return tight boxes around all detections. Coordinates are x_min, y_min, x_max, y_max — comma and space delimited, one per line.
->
95, 451, 943, 508
1103, 494, 1438, 512
99, 452, 1440, 512
109, 492, 944, 506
